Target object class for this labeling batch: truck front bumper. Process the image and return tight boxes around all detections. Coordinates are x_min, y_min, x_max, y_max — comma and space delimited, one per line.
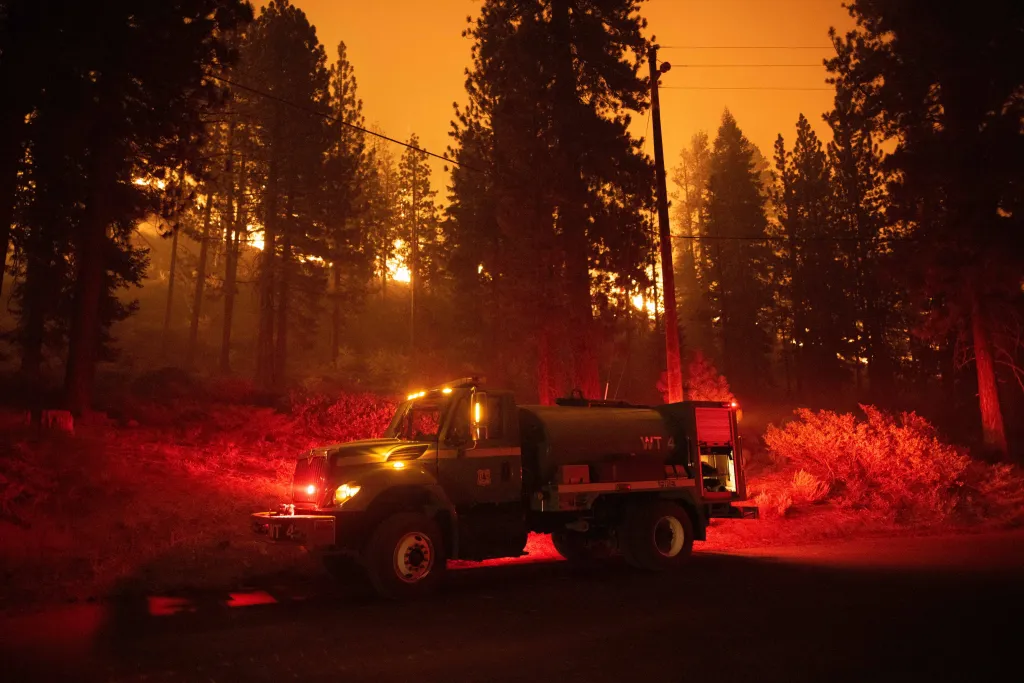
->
251, 510, 337, 546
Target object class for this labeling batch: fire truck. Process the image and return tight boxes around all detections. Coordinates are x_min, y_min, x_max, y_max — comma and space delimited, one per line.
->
251, 377, 755, 599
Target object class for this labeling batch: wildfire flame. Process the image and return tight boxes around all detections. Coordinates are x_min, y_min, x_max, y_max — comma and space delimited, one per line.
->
388, 239, 410, 284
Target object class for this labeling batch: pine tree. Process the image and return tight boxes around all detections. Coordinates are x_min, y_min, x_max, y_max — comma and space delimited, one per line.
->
824, 48, 897, 396
363, 137, 402, 303
450, 0, 653, 402
322, 40, 372, 365
703, 110, 773, 394
772, 114, 853, 397
671, 131, 713, 353
238, 0, 330, 389
1, 0, 251, 412
830, 2, 1024, 456
0, 0, 49, 301
398, 134, 441, 353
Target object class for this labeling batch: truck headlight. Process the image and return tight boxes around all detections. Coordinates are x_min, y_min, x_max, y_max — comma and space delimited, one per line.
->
334, 483, 361, 506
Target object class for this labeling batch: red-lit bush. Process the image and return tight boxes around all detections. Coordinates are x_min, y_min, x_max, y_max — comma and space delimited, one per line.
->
658, 351, 735, 403
685, 351, 735, 402
789, 469, 830, 505
764, 406, 971, 521
291, 391, 397, 443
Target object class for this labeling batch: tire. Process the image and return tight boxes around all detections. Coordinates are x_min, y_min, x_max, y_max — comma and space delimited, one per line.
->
363, 512, 446, 600
621, 501, 694, 571
551, 531, 605, 564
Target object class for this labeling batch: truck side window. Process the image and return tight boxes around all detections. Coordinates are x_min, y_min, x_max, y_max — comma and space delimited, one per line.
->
448, 397, 470, 443
485, 396, 504, 440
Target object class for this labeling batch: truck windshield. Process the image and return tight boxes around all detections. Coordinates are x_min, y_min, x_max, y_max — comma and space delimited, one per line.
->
386, 399, 446, 441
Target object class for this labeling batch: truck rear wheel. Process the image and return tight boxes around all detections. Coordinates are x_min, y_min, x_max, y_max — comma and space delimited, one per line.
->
364, 512, 446, 600
622, 501, 694, 571
551, 531, 606, 564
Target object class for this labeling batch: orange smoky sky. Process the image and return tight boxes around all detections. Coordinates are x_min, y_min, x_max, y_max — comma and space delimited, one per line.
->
258, 0, 855, 198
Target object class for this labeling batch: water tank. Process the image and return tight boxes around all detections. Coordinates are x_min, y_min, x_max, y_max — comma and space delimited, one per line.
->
518, 405, 675, 485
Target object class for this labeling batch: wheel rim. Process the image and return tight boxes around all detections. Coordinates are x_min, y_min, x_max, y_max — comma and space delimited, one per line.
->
653, 515, 685, 558
394, 531, 434, 583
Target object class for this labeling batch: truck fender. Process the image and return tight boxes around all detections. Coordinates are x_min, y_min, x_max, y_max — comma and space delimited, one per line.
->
348, 465, 460, 558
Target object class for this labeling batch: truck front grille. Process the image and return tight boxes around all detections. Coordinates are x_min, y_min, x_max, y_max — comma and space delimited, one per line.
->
292, 455, 328, 505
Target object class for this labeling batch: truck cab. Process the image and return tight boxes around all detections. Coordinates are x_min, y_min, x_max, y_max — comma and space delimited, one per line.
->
251, 377, 754, 599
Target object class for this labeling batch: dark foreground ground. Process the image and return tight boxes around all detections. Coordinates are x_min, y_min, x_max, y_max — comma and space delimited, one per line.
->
2, 530, 1022, 683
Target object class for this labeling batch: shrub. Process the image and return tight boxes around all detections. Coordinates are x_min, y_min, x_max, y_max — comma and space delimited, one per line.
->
130, 367, 202, 402
684, 351, 735, 402
204, 376, 257, 405
657, 350, 735, 403
764, 405, 970, 522
366, 350, 410, 393
754, 489, 793, 519
790, 469, 830, 505
292, 391, 397, 443
964, 463, 1024, 525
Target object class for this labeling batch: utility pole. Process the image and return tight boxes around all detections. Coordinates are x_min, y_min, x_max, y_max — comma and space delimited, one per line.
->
648, 44, 685, 403
410, 155, 418, 353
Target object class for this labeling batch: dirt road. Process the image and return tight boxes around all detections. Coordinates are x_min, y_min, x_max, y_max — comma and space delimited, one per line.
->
3, 530, 1021, 682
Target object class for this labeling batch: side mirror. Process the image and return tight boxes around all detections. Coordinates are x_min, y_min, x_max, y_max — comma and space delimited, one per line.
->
472, 391, 488, 441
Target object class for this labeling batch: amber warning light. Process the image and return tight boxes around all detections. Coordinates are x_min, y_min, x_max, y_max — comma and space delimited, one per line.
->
305, 484, 316, 496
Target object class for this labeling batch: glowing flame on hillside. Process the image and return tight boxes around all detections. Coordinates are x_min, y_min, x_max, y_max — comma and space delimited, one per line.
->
389, 239, 410, 284
631, 293, 659, 319
248, 227, 264, 251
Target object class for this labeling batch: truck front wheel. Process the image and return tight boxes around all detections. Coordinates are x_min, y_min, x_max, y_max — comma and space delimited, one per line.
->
622, 501, 694, 571
364, 512, 446, 599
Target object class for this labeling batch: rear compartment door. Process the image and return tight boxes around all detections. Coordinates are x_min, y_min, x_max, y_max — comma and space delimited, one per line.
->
694, 406, 742, 501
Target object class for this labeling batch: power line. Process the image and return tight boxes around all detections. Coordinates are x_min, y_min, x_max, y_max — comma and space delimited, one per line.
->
676, 63, 824, 68
672, 233, 917, 244
207, 73, 473, 170
660, 45, 832, 50
661, 85, 832, 91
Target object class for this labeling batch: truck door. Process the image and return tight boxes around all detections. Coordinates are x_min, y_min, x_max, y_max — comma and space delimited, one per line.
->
437, 393, 522, 506
694, 406, 745, 501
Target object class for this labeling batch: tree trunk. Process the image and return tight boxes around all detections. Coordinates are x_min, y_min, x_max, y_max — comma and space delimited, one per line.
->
161, 164, 187, 358
65, 159, 113, 415
971, 292, 1007, 457
273, 194, 293, 388
551, 0, 600, 400
0, 113, 24, 301
331, 263, 342, 364
19, 249, 47, 382
255, 155, 278, 390
537, 322, 554, 405
187, 193, 214, 367
161, 224, 180, 354
0, 159, 18, 301
220, 152, 242, 374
